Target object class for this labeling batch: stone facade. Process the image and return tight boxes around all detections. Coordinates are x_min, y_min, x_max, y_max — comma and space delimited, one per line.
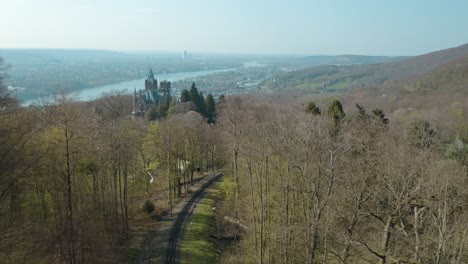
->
132, 69, 171, 116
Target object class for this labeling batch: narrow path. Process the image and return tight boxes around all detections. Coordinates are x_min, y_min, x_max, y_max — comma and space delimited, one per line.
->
166, 173, 223, 264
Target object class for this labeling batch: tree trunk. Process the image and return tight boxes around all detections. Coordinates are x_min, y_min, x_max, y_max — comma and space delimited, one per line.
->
233, 144, 239, 216
310, 221, 319, 264
379, 216, 395, 264
119, 162, 125, 234
247, 148, 258, 252
124, 162, 129, 238
414, 206, 421, 263
64, 121, 76, 264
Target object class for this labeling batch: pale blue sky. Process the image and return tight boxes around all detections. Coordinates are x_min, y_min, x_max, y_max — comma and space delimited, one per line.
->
1, 0, 467, 55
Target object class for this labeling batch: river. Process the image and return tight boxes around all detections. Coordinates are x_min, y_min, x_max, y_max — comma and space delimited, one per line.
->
22, 64, 259, 106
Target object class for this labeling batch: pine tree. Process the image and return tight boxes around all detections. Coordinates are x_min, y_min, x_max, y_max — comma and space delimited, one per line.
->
164, 94, 171, 108
180, 89, 190, 103
189, 82, 199, 102
198, 91, 207, 117
327, 99, 345, 124
372, 108, 389, 124
156, 95, 171, 118
205, 94, 216, 123
305, 101, 321, 115
147, 105, 158, 121
187, 82, 208, 116
355, 103, 368, 120
410, 119, 436, 148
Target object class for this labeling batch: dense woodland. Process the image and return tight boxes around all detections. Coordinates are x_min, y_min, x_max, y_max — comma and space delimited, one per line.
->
0, 55, 220, 263
1, 51, 468, 264
216, 95, 468, 263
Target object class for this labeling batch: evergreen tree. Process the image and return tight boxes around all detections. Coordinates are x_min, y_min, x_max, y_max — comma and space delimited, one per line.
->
305, 101, 321, 115
198, 91, 207, 117
187, 82, 208, 116
180, 89, 190, 102
410, 119, 436, 148
189, 82, 199, 102
157, 95, 171, 118
372, 108, 389, 124
355, 103, 368, 120
147, 105, 158, 121
205, 93, 216, 123
163, 94, 171, 108
327, 99, 345, 124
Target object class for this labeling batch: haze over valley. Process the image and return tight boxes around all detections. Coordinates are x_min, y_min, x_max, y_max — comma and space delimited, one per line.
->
0, 1, 467, 264
1, 48, 407, 103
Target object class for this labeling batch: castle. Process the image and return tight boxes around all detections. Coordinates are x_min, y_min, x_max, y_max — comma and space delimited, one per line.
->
132, 69, 171, 116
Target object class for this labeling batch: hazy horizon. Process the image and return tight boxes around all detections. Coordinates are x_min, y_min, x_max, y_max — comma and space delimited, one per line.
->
1, 0, 468, 56
0, 47, 416, 57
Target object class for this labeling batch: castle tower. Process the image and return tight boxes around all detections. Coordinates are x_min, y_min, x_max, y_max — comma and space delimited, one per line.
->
145, 68, 158, 91
159, 81, 171, 96
132, 68, 173, 116
158, 70, 171, 96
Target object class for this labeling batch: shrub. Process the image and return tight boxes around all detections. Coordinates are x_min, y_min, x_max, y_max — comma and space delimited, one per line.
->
143, 200, 155, 214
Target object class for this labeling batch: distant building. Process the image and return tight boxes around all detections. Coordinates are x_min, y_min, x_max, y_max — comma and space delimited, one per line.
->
132, 68, 171, 116
182, 50, 192, 60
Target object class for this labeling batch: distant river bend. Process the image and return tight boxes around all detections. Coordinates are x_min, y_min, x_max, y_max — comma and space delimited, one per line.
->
22, 61, 265, 106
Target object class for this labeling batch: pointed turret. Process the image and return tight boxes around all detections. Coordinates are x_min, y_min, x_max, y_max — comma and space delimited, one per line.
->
145, 68, 157, 91
147, 68, 155, 82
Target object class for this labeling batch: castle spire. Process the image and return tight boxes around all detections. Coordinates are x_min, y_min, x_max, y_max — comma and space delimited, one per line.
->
147, 68, 155, 81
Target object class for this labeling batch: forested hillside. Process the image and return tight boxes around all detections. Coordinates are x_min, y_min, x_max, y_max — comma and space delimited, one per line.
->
216, 95, 468, 263
0, 42, 467, 264
403, 55, 468, 93
262, 43, 468, 93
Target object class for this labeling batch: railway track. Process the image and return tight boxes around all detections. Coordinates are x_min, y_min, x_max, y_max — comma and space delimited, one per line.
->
166, 173, 223, 264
